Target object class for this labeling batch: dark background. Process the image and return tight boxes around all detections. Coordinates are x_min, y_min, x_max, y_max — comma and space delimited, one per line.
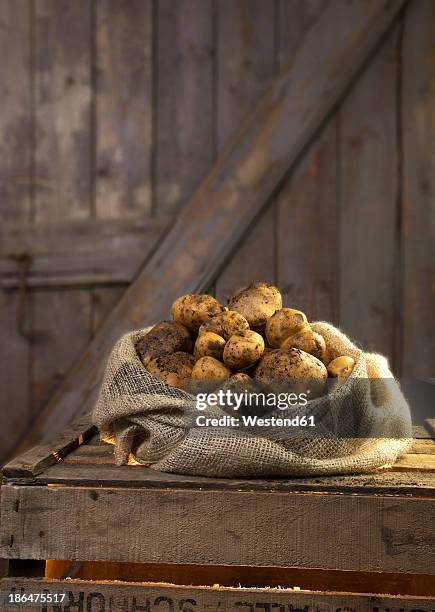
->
1, 0, 434, 464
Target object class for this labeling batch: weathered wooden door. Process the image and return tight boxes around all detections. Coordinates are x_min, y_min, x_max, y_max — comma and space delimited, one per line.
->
1, 0, 434, 462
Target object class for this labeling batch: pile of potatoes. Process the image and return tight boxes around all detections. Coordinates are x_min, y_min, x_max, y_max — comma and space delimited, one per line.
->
136, 283, 355, 398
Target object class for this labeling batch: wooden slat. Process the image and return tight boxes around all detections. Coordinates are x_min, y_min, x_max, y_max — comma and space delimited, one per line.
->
155, 0, 214, 214
409, 438, 435, 454
91, 286, 126, 334
2, 578, 434, 612
0, 0, 32, 223
276, 0, 338, 321
33, 0, 92, 223
339, 26, 399, 366
0, 217, 170, 287
392, 453, 435, 471
414, 420, 435, 440
95, 0, 152, 218
216, 0, 276, 150
1, 484, 434, 572
61, 446, 435, 472
31, 289, 92, 414
0, 291, 32, 466
29, 0, 95, 451
277, 120, 339, 321
2, 416, 95, 479
0, 1, 33, 467
401, 0, 435, 378
215, 0, 277, 303
59, 444, 115, 466
9, 459, 435, 497
20, 0, 406, 449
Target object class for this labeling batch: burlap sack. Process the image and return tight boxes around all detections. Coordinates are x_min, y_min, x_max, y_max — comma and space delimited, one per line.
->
92, 322, 412, 478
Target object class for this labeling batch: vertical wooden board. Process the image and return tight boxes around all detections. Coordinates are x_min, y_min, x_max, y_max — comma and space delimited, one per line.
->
214, 0, 276, 301
276, 0, 337, 319
0, 291, 31, 464
276, 120, 339, 319
31, 289, 92, 415
30, 2, 94, 431
401, 0, 435, 378
155, 0, 214, 214
33, 0, 92, 222
0, 1, 32, 464
91, 286, 126, 334
339, 29, 399, 362
95, 0, 152, 218
0, 0, 32, 221
216, 0, 276, 151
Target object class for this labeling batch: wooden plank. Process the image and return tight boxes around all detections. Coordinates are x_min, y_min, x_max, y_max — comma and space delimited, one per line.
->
58, 444, 116, 466
32, 459, 435, 496
91, 286, 126, 334
0, 290, 32, 466
2, 416, 95, 479
392, 453, 435, 471
0, 1, 33, 467
95, 0, 152, 218
21, 0, 407, 448
1, 485, 434, 572
215, 0, 277, 303
277, 120, 339, 321
60, 441, 435, 470
28, 0, 95, 455
31, 289, 92, 414
339, 27, 399, 366
33, 0, 92, 222
410, 438, 435, 454
155, 0, 214, 214
276, 0, 338, 320
2, 578, 434, 612
401, 0, 435, 378
414, 421, 435, 440
0, 217, 170, 287
0, 0, 32, 223
216, 0, 276, 150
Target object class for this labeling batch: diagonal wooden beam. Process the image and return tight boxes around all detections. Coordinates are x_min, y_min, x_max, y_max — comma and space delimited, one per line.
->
18, 0, 406, 451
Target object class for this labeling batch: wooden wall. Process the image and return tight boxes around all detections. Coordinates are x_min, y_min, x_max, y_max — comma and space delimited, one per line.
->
1, 0, 434, 463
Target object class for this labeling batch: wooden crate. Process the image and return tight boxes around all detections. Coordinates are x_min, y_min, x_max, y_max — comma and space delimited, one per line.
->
1, 417, 434, 611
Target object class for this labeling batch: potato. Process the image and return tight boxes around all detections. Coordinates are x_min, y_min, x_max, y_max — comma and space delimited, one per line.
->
194, 331, 226, 361
265, 308, 308, 348
327, 356, 355, 378
191, 356, 231, 382
254, 347, 327, 397
146, 351, 195, 390
218, 373, 266, 415
281, 328, 327, 363
223, 330, 265, 370
219, 373, 259, 397
171, 294, 225, 332
136, 321, 192, 366
221, 372, 252, 388
199, 310, 249, 340
228, 283, 282, 329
